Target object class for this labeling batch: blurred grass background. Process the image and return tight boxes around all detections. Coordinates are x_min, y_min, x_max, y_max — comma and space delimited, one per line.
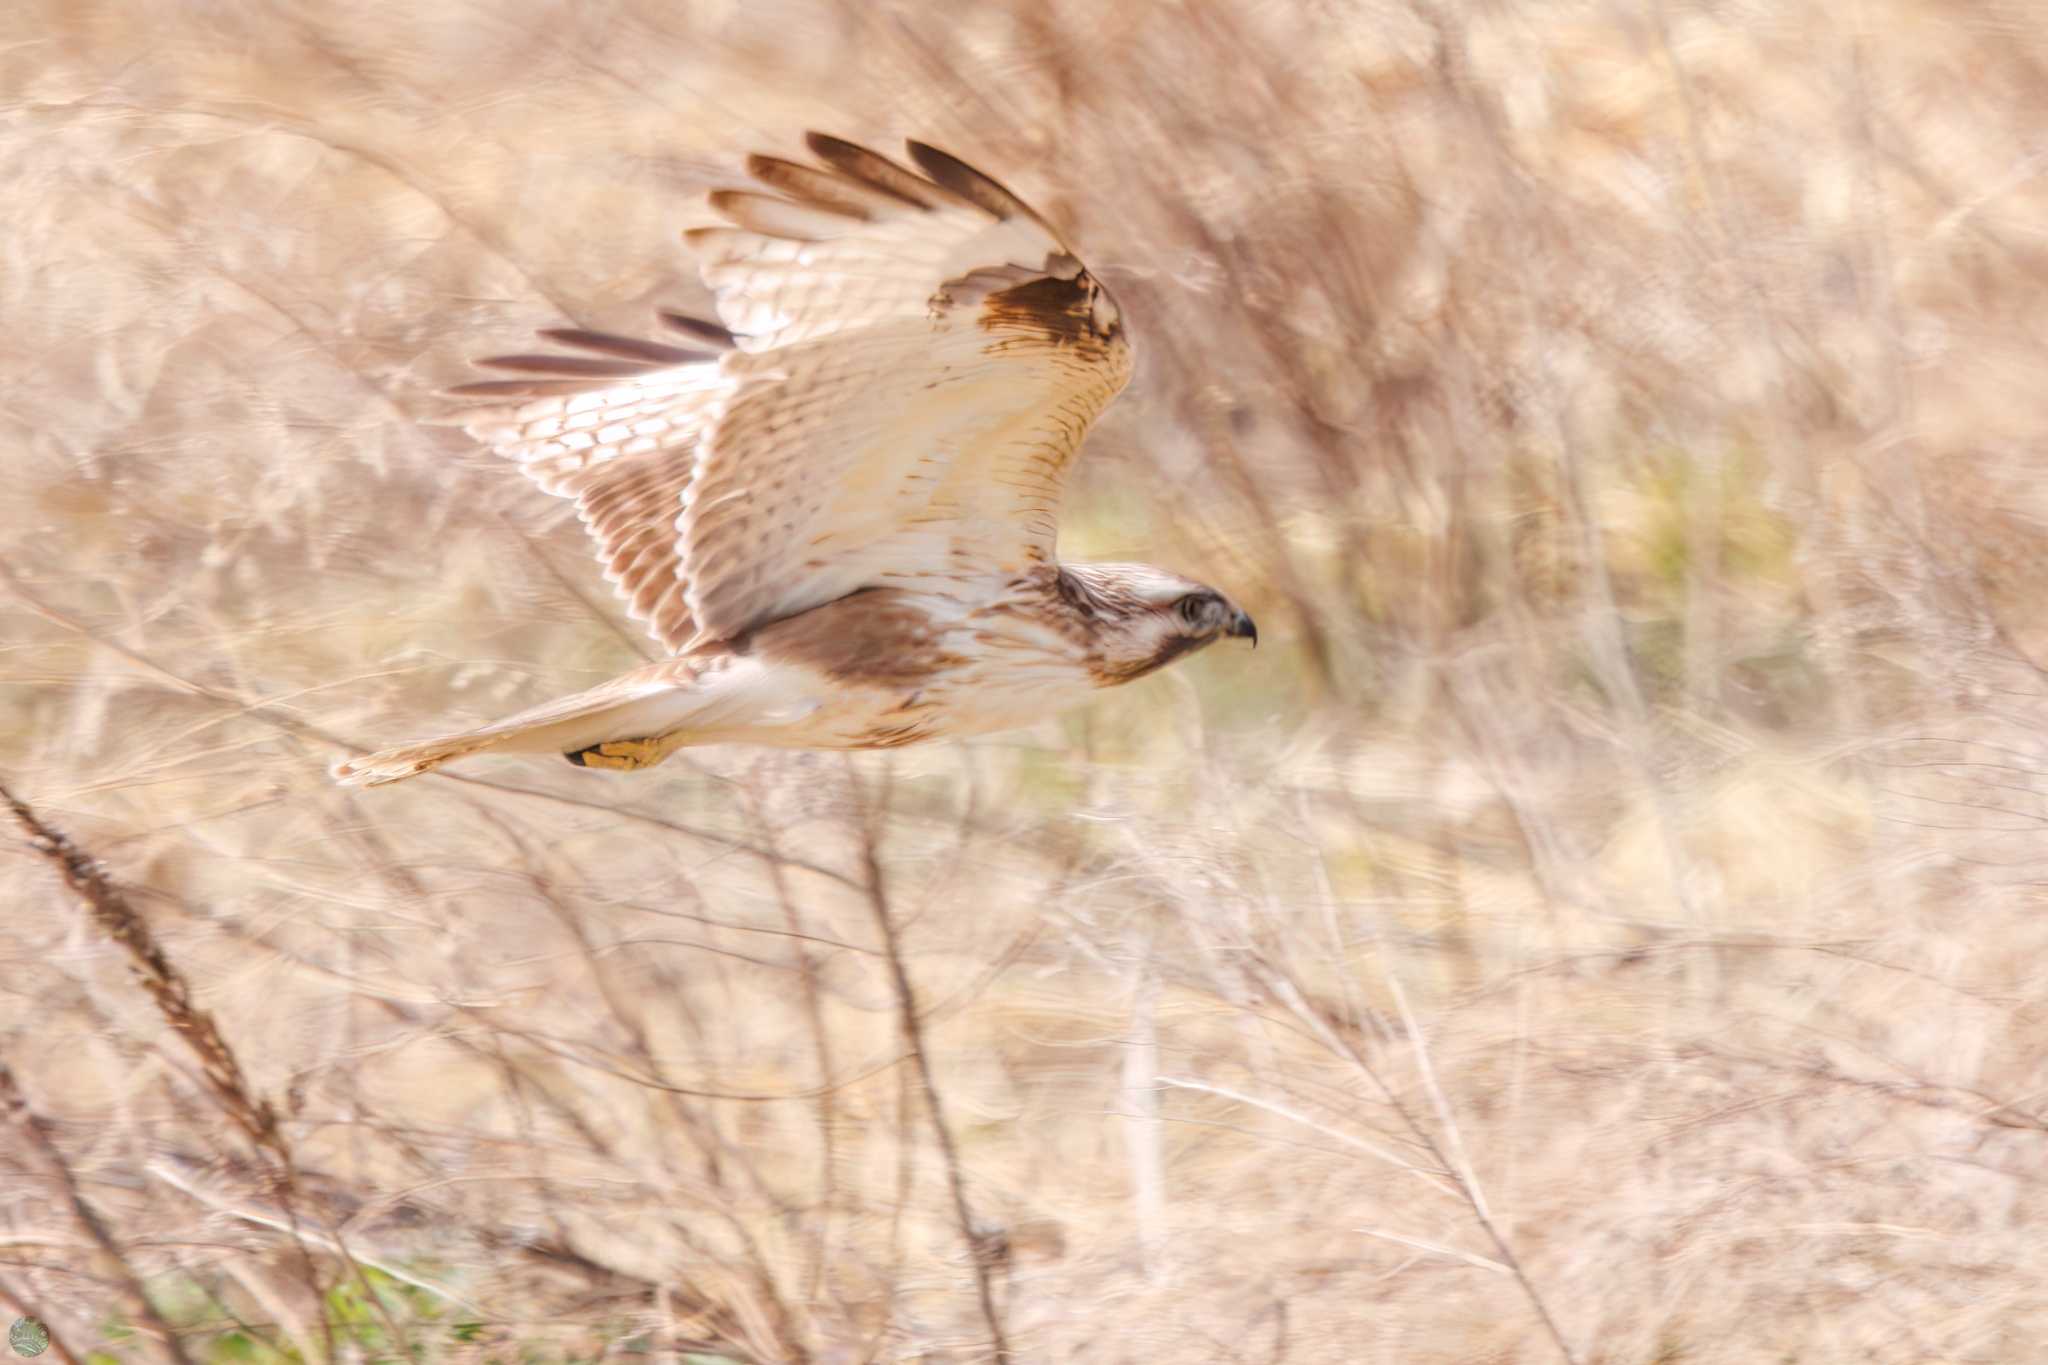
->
5, 0, 2048, 1360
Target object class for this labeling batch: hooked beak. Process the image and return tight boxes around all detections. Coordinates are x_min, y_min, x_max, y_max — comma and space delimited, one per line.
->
1226, 609, 1258, 648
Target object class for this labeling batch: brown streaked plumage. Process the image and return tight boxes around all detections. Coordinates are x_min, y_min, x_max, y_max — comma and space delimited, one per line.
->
332, 133, 1254, 787
747, 587, 972, 690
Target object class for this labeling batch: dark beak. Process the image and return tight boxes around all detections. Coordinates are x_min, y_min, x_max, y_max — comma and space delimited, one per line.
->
1226, 609, 1258, 648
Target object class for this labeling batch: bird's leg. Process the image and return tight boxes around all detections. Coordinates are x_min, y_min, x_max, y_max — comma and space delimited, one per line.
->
563, 733, 677, 771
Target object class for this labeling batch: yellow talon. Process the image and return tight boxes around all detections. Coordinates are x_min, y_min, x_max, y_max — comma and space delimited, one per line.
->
566, 737, 670, 771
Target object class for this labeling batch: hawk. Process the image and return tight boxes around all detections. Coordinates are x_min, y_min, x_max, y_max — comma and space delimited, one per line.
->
333, 134, 1255, 787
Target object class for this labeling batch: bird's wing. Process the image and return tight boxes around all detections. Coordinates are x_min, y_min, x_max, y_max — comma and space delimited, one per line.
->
438, 315, 737, 653
676, 133, 1134, 643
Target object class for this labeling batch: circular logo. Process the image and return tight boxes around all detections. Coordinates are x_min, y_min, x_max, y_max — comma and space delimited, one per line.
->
8, 1319, 48, 1358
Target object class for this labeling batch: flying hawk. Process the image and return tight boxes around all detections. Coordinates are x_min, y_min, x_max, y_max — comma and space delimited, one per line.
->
333, 133, 1255, 787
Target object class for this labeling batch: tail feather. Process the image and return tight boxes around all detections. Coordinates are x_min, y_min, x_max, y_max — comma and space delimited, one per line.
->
330, 729, 522, 787
331, 656, 726, 788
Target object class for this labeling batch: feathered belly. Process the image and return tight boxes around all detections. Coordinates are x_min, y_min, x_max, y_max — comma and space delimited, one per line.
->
738, 586, 1099, 750
766, 664, 1098, 750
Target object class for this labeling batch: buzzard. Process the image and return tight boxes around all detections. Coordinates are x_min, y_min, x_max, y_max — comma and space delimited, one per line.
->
333, 134, 1255, 787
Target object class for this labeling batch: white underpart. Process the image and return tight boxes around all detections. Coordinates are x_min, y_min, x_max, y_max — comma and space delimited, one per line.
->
495, 656, 825, 755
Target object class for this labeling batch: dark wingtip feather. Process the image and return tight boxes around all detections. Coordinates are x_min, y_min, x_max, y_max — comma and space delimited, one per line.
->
803, 130, 860, 159
744, 153, 877, 220
444, 377, 614, 399
904, 140, 1040, 223
659, 312, 737, 348
473, 354, 658, 379
535, 329, 714, 366
803, 132, 950, 210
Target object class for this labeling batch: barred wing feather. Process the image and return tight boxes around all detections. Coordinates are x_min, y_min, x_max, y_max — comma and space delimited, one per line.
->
677, 135, 1133, 643
439, 135, 1133, 654
438, 318, 735, 652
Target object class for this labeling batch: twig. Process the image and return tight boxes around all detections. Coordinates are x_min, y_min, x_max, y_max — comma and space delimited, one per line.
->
473, 811, 805, 1363
1155, 1076, 1457, 1198
143, 1160, 485, 1315
2, 780, 337, 1361
844, 760, 1011, 1364
1252, 961, 1583, 1365
738, 778, 841, 1305
1121, 927, 1167, 1283
1352, 1226, 1509, 1276
0, 1060, 193, 1365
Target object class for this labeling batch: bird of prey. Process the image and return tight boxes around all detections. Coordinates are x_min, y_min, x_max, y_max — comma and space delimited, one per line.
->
333, 133, 1255, 787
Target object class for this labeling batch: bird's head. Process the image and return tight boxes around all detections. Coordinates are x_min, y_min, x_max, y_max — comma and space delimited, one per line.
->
1056, 563, 1257, 686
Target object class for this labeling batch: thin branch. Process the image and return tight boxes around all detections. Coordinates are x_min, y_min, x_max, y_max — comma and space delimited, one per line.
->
1352, 1226, 1509, 1276
1121, 926, 1167, 1283
0, 1060, 193, 1365
142, 1160, 484, 1315
844, 760, 1011, 1364
739, 778, 841, 1306
2, 780, 337, 1361
1252, 960, 1582, 1365
1154, 1075, 1454, 1197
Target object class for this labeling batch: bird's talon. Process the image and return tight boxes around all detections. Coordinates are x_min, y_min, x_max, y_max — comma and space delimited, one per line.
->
566, 737, 668, 771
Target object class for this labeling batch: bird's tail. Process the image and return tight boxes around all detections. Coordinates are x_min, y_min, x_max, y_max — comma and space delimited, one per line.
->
331, 659, 714, 787
330, 725, 531, 787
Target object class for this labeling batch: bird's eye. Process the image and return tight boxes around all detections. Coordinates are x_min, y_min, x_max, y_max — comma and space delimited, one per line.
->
1177, 594, 1213, 624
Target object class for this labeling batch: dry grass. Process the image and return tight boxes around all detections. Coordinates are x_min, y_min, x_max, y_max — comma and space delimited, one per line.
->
6, 0, 2048, 1360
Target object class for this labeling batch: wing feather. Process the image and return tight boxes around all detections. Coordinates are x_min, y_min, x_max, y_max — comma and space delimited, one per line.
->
705, 189, 868, 240
903, 139, 1047, 225
440, 324, 731, 653
659, 312, 739, 347
534, 329, 713, 365
803, 133, 959, 210
743, 155, 891, 219
473, 352, 681, 380
675, 134, 1133, 642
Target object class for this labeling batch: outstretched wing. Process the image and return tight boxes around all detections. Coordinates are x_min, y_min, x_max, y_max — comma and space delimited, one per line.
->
677, 134, 1134, 643
438, 315, 735, 652
438, 135, 1131, 654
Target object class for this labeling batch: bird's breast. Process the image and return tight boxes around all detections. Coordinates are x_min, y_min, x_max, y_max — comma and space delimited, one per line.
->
738, 581, 1101, 748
